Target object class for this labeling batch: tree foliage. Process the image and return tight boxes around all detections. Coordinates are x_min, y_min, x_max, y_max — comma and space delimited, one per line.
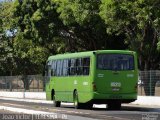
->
100, 0, 160, 95
55, 0, 125, 50
3, 0, 125, 76
0, 1, 15, 75
0, 0, 160, 77
100, 0, 160, 70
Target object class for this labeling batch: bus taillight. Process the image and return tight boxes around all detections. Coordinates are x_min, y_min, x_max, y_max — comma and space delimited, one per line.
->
92, 82, 97, 91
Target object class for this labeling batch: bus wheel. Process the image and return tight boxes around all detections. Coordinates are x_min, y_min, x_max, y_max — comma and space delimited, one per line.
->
107, 102, 121, 110
53, 94, 61, 107
86, 102, 93, 110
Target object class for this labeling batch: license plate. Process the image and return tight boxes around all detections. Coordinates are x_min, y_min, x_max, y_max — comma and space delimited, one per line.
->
112, 88, 120, 91
109, 95, 122, 99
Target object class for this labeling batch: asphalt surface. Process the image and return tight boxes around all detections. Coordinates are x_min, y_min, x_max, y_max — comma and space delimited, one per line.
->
0, 99, 160, 120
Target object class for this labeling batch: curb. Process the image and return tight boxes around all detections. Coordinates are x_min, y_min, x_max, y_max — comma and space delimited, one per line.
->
0, 92, 160, 106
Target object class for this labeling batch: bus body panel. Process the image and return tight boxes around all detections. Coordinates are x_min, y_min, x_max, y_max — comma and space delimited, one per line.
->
95, 70, 138, 94
92, 51, 138, 101
46, 52, 94, 103
54, 76, 92, 102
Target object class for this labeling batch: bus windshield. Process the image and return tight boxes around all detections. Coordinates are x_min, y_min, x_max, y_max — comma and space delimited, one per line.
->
97, 54, 134, 71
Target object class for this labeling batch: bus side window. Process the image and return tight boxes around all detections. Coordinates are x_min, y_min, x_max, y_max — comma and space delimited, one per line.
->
76, 58, 83, 75
47, 61, 52, 77
51, 61, 54, 76
67, 59, 71, 76
51, 60, 57, 76
83, 58, 90, 75
54, 60, 57, 76
59, 60, 63, 76
56, 60, 60, 76
63, 59, 68, 76
70, 59, 76, 75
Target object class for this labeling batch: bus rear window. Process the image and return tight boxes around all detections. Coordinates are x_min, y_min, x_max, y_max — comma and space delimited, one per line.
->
97, 54, 134, 70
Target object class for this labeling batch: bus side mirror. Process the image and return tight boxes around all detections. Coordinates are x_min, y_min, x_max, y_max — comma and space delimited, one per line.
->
51, 69, 55, 76
44, 65, 48, 76
45, 65, 48, 70
93, 51, 96, 55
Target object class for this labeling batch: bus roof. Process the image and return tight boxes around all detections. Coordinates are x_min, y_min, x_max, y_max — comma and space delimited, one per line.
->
47, 50, 135, 61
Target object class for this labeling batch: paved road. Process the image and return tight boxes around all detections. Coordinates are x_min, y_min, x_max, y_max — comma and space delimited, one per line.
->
0, 99, 160, 120
0, 109, 19, 114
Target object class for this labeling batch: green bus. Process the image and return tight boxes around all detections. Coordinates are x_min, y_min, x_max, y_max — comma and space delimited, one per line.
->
45, 50, 138, 109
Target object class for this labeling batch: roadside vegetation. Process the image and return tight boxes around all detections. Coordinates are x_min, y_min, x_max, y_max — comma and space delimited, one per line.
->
0, 0, 160, 95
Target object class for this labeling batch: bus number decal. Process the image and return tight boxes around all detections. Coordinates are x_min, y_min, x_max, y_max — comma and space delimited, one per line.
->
127, 74, 134, 78
111, 82, 121, 87
83, 82, 88, 86
74, 80, 77, 85
98, 74, 104, 78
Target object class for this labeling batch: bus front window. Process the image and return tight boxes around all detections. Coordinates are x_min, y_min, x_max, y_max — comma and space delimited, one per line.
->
97, 54, 134, 71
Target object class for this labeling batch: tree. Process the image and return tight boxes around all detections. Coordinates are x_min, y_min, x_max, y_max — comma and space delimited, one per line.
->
11, 0, 51, 75
12, 0, 66, 55
100, 0, 160, 95
0, 1, 16, 76
55, 0, 126, 51
100, 0, 160, 70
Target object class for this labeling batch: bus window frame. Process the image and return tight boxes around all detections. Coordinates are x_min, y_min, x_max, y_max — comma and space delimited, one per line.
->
48, 56, 91, 77
96, 53, 135, 71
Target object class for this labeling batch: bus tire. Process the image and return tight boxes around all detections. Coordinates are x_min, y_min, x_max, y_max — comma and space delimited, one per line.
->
86, 102, 93, 110
53, 94, 61, 107
107, 102, 121, 110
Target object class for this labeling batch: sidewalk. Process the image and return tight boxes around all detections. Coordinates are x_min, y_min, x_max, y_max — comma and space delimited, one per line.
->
0, 91, 160, 106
